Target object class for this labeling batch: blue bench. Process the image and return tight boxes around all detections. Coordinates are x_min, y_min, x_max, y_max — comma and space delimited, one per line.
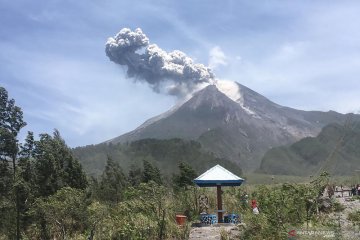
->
223, 214, 239, 224
200, 214, 218, 224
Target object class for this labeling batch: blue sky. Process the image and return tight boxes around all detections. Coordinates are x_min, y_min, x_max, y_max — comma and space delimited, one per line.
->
1, 0, 360, 147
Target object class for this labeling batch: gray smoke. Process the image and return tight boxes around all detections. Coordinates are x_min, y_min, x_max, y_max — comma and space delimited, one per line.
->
105, 28, 215, 97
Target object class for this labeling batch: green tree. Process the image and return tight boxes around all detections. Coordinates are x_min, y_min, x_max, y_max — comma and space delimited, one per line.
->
16, 132, 38, 232
0, 159, 15, 238
128, 163, 143, 187
142, 160, 162, 185
0, 86, 26, 239
30, 187, 88, 239
241, 173, 331, 239
172, 162, 197, 190
33, 130, 87, 197
97, 156, 127, 203
18, 132, 35, 183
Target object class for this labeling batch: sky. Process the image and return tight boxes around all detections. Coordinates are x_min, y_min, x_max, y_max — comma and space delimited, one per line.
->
1, 0, 360, 147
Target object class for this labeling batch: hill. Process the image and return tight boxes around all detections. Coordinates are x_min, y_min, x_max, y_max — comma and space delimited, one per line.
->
72, 138, 243, 177
259, 121, 360, 176
106, 81, 358, 171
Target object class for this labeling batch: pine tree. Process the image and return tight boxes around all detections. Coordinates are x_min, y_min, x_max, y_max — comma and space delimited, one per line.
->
128, 163, 143, 187
142, 160, 163, 185
32, 130, 87, 197
0, 86, 26, 239
98, 156, 127, 203
172, 162, 197, 190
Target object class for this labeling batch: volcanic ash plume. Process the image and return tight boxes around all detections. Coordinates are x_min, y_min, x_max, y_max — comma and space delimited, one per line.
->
105, 28, 215, 97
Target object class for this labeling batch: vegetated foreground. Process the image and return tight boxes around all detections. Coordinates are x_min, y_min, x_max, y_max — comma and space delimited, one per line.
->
2, 85, 360, 239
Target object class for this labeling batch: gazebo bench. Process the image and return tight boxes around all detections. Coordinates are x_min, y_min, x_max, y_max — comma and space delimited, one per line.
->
223, 213, 239, 224
200, 213, 218, 224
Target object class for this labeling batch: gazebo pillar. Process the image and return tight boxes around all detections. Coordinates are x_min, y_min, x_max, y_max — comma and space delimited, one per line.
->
217, 185, 223, 222
193, 164, 244, 225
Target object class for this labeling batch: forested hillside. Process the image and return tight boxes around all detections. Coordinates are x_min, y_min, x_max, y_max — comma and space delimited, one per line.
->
259, 121, 360, 176
73, 138, 243, 177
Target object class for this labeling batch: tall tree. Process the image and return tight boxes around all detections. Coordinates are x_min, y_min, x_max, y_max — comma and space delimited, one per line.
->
33, 130, 87, 197
172, 162, 197, 190
18, 132, 35, 183
142, 160, 163, 185
98, 156, 127, 203
0, 87, 26, 175
0, 86, 27, 239
128, 163, 143, 187
16, 132, 36, 230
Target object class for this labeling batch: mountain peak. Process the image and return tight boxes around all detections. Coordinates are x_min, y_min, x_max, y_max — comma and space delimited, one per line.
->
106, 80, 356, 172
214, 80, 242, 103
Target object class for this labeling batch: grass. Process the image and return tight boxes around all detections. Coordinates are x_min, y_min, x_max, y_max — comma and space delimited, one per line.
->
242, 173, 310, 185
242, 173, 357, 185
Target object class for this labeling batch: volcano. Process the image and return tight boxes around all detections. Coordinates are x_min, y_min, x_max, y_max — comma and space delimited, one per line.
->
107, 81, 355, 171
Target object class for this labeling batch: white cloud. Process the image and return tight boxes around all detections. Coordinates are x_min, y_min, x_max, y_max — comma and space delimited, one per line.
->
235, 56, 242, 61
208, 46, 227, 69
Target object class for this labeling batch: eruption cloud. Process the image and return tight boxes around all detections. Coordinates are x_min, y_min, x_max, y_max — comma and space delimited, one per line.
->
105, 28, 215, 97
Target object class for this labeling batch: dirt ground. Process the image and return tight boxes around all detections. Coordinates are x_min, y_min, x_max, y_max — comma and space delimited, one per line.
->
329, 196, 360, 239
188, 223, 240, 240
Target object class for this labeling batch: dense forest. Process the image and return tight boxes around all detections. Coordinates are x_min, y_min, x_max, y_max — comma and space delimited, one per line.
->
73, 138, 243, 178
1, 86, 359, 239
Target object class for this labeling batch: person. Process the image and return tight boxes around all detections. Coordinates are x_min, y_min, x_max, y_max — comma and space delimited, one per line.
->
251, 199, 259, 214
351, 186, 356, 196
357, 184, 360, 196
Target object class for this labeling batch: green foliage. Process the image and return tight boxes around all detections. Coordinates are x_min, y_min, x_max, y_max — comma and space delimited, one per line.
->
0, 168, 16, 238
0, 87, 26, 136
87, 182, 188, 240
73, 138, 243, 178
0, 161, 12, 197
0, 127, 18, 160
33, 130, 87, 197
142, 160, 163, 185
128, 164, 143, 187
0, 86, 27, 239
172, 162, 197, 190
241, 212, 284, 240
29, 187, 88, 239
171, 163, 200, 220
348, 210, 360, 226
332, 201, 345, 212
97, 156, 127, 203
18, 132, 35, 183
239, 174, 331, 239
0, 87, 87, 239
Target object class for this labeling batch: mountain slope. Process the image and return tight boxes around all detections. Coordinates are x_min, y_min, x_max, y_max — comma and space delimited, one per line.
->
107, 81, 356, 171
259, 121, 360, 176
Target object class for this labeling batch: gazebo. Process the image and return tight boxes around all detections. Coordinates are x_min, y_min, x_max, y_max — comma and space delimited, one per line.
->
193, 164, 244, 223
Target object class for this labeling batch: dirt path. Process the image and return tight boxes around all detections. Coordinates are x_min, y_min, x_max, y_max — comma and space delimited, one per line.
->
188, 224, 240, 240
330, 197, 360, 239
336, 197, 359, 227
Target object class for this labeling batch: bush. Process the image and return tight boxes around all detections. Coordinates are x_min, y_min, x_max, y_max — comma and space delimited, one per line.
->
348, 210, 360, 226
